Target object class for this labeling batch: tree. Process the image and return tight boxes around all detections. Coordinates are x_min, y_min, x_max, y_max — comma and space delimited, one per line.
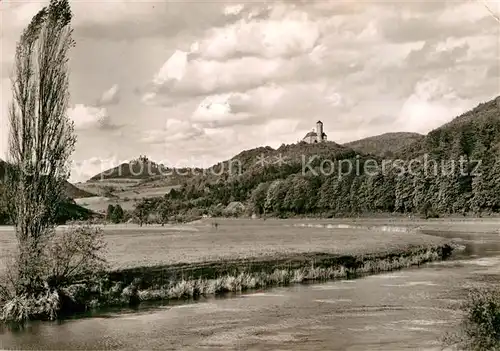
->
105, 204, 115, 221
133, 200, 151, 226
5, 0, 76, 295
156, 200, 170, 226
110, 204, 124, 224
249, 182, 270, 215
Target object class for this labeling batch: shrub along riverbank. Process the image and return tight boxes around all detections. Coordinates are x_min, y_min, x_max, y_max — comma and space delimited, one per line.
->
49, 240, 454, 319
0, 221, 455, 322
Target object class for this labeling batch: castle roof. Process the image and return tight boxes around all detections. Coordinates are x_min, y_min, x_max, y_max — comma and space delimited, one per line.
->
304, 131, 317, 138
317, 120, 323, 124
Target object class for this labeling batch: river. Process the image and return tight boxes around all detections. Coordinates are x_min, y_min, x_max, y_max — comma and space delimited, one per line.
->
1, 227, 500, 350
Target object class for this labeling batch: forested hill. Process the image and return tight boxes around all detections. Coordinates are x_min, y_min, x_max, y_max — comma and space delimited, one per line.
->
344, 132, 423, 158
0, 159, 95, 199
89, 156, 167, 180
131, 95, 500, 220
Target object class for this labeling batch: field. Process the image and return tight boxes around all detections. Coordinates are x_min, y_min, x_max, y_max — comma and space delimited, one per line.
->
74, 196, 137, 212
0, 218, 461, 272
72, 179, 180, 212
115, 185, 179, 200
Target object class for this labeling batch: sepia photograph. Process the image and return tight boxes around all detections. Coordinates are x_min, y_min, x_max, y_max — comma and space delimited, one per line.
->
0, 0, 500, 349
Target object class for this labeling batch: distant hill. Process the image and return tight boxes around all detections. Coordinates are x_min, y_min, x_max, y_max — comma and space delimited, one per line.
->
55, 200, 100, 224
209, 141, 352, 175
0, 159, 98, 224
344, 132, 423, 158
89, 156, 168, 181
0, 158, 96, 199
88, 142, 354, 185
132, 95, 500, 219
64, 182, 96, 199
86, 156, 207, 201
175, 140, 360, 191
158, 140, 373, 214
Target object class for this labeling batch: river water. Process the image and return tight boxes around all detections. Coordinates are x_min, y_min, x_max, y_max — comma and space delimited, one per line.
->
1, 228, 500, 350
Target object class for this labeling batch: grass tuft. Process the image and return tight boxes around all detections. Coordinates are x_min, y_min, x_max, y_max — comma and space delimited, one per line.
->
126, 247, 445, 305
1, 287, 59, 323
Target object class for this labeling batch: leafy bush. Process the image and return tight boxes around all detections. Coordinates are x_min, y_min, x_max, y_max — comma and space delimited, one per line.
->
44, 225, 108, 287
0, 224, 107, 322
444, 287, 500, 350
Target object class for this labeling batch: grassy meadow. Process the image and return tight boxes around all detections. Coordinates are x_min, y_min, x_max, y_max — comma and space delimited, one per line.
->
0, 218, 462, 311
0, 218, 458, 271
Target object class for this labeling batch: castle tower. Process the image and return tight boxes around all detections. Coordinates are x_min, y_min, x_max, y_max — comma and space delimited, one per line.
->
316, 120, 324, 142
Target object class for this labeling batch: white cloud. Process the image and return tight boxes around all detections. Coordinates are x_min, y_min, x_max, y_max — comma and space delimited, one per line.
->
197, 7, 321, 60
397, 78, 471, 133
70, 156, 124, 183
0, 1, 45, 32
68, 104, 109, 130
144, 55, 293, 103
224, 4, 245, 16
438, 1, 496, 24
192, 95, 233, 122
142, 3, 332, 105
3, 0, 500, 168
248, 118, 303, 147
153, 50, 189, 85
191, 93, 262, 127
140, 119, 204, 144
98, 84, 120, 106
69, 83, 125, 130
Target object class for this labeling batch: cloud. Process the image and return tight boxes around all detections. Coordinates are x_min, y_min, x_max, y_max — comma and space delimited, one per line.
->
140, 119, 205, 144
380, 2, 495, 44
397, 78, 472, 133
68, 104, 121, 131
70, 156, 124, 183
69, 84, 126, 131
190, 93, 260, 128
142, 54, 292, 104
97, 84, 121, 106
179, 81, 351, 141
194, 5, 322, 60
405, 40, 470, 71
3, 0, 500, 168
224, 4, 245, 16
68, 104, 107, 130
141, 2, 336, 106
486, 63, 500, 78
71, 1, 239, 40
152, 50, 189, 85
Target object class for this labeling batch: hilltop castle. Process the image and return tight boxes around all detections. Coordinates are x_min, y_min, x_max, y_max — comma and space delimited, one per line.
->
302, 120, 327, 144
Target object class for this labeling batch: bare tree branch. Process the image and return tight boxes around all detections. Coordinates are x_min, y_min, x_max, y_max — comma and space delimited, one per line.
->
475, 0, 500, 24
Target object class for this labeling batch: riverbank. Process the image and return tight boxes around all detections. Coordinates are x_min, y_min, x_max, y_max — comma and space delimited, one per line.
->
0, 219, 458, 321
102, 243, 453, 307
50, 220, 455, 317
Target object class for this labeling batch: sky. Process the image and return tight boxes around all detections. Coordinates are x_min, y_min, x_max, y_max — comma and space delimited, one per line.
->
0, 0, 499, 182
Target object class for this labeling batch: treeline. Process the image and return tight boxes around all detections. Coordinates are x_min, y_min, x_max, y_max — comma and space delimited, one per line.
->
129, 97, 500, 220
131, 156, 496, 220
